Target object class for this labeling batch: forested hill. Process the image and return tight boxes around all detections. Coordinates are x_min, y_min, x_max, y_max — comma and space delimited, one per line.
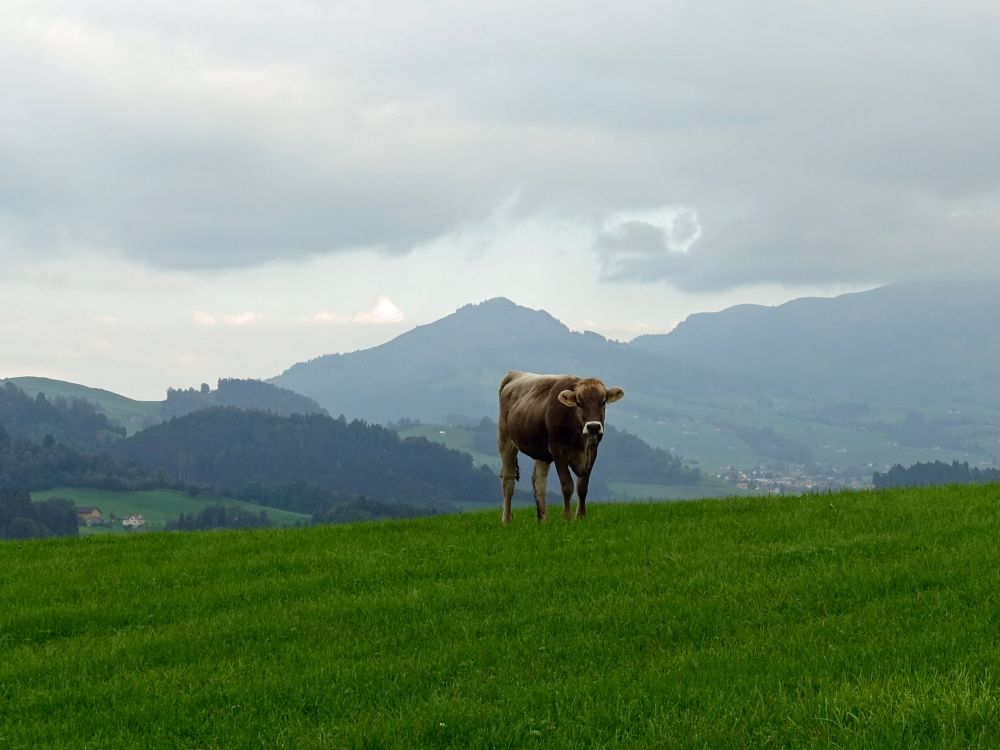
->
0, 422, 164, 494
110, 408, 498, 515
0, 381, 126, 451
163, 378, 328, 419
5, 377, 327, 437
873, 460, 1000, 489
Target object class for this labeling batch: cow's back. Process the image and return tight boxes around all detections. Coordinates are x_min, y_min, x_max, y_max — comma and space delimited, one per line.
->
499, 371, 577, 461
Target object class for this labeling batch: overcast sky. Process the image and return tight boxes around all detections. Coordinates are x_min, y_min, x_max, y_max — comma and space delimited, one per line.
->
2, 1, 998, 399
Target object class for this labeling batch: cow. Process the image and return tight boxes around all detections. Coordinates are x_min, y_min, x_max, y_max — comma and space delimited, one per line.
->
498, 370, 625, 525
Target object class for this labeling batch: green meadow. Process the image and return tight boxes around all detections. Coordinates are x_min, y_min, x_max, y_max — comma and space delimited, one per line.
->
4, 485, 1000, 748
29, 487, 311, 531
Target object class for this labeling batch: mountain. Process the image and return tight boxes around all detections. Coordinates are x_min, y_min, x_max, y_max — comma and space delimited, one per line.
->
271, 282, 1000, 482
631, 280, 1000, 405
272, 297, 746, 423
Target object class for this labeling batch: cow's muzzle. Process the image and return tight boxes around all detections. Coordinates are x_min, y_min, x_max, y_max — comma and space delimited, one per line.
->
583, 421, 604, 439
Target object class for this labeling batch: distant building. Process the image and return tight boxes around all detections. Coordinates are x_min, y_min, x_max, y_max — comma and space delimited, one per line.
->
122, 514, 146, 528
75, 506, 103, 526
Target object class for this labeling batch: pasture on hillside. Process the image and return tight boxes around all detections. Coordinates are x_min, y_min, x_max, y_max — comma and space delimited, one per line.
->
29, 487, 311, 532
4, 485, 1000, 747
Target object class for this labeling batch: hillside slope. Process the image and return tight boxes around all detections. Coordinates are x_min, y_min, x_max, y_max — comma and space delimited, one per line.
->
4, 486, 1000, 747
0, 381, 127, 450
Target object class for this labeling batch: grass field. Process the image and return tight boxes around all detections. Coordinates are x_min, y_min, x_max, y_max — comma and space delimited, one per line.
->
30, 487, 311, 531
4, 485, 1000, 747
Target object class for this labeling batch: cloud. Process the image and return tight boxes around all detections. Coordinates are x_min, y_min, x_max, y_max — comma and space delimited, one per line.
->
192, 311, 261, 326
222, 312, 262, 326
309, 311, 347, 324
2, 1, 1000, 290
354, 297, 405, 324
596, 206, 702, 279
192, 312, 216, 327
309, 296, 405, 325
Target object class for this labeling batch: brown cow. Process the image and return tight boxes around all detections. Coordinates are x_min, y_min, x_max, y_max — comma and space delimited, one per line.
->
498, 370, 625, 525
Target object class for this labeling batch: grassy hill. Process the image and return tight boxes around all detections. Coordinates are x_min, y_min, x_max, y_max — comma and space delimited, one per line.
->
4, 486, 1000, 747
30, 487, 311, 531
6, 376, 161, 434
5, 376, 327, 437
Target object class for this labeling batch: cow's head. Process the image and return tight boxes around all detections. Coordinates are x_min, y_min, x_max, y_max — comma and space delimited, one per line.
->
557, 378, 625, 443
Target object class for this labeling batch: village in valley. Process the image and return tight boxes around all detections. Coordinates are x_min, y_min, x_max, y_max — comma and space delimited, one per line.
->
716, 464, 874, 495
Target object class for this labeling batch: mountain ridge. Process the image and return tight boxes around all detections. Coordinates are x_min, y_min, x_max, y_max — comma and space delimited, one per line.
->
269, 281, 1000, 479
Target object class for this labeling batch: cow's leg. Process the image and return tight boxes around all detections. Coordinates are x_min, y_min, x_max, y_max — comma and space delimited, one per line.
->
575, 474, 589, 519
554, 461, 574, 520
499, 438, 519, 525
532, 460, 550, 522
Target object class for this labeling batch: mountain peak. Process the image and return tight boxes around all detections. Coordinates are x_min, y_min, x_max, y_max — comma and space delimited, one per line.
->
425, 297, 569, 338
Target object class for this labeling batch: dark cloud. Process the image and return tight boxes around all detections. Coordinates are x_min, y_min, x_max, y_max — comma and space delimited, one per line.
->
596, 220, 670, 258
2, 1, 999, 287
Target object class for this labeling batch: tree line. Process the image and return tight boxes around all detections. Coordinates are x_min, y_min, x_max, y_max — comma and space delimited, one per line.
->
0, 484, 78, 539
163, 379, 328, 420
0, 381, 125, 450
873, 460, 1000, 489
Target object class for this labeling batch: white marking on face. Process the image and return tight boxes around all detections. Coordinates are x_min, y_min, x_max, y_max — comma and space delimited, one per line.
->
583, 421, 604, 436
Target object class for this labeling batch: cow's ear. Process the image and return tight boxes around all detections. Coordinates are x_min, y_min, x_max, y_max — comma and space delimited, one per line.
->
558, 389, 577, 407
606, 387, 625, 404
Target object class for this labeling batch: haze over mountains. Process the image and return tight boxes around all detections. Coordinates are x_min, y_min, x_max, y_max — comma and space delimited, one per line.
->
273, 280, 1000, 481
632, 280, 1000, 405
6, 280, 999, 494
272, 298, 733, 424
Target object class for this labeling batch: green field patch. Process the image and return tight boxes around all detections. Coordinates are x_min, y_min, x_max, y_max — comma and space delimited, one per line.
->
30, 487, 310, 530
398, 423, 497, 469
5, 485, 1000, 747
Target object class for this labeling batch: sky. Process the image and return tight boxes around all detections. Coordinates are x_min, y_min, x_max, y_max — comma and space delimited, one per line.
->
2, 1, 998, 400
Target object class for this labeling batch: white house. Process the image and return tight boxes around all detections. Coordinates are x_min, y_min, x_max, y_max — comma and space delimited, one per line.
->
122, 514, 146, 528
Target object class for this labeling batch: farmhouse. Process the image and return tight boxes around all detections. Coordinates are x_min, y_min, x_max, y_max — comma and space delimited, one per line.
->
75, 506, 103, 526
